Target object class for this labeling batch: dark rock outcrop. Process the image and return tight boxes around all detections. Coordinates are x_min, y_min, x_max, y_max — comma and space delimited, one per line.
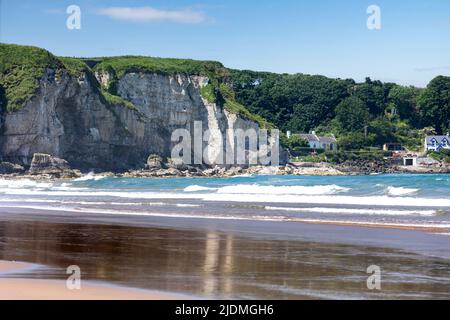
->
335, 159, 397, 174
29, 153, 80, 178
145, 154, 164, 170
0, 161, 25, 174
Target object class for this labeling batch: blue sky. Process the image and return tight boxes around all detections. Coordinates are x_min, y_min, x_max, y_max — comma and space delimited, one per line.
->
1, 0, 450, 87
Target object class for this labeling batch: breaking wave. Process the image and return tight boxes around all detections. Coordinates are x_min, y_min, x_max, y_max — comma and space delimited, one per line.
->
0, 179, 52, 189
216, 184, 350, 195
386, 186, 419, 196
184, 185, 218, 192
73, 173, 107, 182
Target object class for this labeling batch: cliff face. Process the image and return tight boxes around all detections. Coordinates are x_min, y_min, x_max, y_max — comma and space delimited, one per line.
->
0, 61, 276, 171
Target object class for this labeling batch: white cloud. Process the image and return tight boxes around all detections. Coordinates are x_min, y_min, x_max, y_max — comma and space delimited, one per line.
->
97, 6, 208, 24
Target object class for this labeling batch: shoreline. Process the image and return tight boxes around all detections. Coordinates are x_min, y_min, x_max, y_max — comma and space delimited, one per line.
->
0, 260, 187, 300
0, 166, 449, 182
1, 205, 449, 261
288, 218, 450, 234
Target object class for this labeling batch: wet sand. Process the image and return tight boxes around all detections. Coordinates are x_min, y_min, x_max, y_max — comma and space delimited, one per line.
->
0, 260, 36, 274
0, 260, 184, 300
1, 217, 450, 299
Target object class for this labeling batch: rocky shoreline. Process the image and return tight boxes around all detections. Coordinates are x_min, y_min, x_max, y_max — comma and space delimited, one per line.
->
0, 153, 449, 182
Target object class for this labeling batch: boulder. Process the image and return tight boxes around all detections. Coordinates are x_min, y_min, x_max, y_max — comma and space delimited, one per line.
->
29, 153, 80, 178
223, 166, 243, 176
145, 154, 164, 170
202, 165, 222, 176
165, 158, 187, 171
0, 162, 25, 174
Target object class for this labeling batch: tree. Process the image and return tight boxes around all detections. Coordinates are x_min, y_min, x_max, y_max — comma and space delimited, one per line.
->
286, 135, 309, 151
338, 132, 375, 150
418, 76, 450, 134
368, 117, 397, 146
352, 80, 389, 116
231, 71, 350, 132
335, 97, 370, 133
388, 85, 422, 126
0, 85, 5, 114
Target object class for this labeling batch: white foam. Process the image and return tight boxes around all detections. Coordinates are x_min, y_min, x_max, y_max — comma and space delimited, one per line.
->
265, 206, 436, 216
73, 172, 107, 182
176, 204, 201, 208
184, 185, 218, 192
0, 198, 203, 210
288, 218, 450, 229
201, 193, 450, 207
0, 204, 256, 221
0, 188, 206, 200
0, 179, 52, 189
229, 174, 255, 178
216, 184, 350, 195
1, 187, 449, 208
2, 204, 449, 230
50, 186, 89, 191
386, 186, 419, 196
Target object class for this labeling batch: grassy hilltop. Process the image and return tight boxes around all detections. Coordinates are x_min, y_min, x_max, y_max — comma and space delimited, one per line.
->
0, 43, 268, 127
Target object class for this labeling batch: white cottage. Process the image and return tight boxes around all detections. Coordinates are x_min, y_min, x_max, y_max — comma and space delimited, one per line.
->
424, 134, 450, 152
294, 132, 338, 152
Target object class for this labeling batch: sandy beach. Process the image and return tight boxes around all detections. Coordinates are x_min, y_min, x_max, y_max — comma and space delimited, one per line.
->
0, 260, 35, 274
0, 260, 183, 300
1, 215, 450, 300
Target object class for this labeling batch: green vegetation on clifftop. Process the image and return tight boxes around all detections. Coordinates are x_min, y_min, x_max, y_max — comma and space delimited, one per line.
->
59, 57, 90, 76
0, 44, 272, 128
0, 44, 60, 112
0, 44, 139, 111
91, 56, 228, 79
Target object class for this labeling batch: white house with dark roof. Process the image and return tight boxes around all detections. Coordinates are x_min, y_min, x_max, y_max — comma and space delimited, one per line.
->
425, 134, 450, 152
293, 131, 338, 152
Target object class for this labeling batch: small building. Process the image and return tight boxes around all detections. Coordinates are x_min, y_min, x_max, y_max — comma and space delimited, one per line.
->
294, 131, 338, 152
425, 134, 450, 152
403, 156, 417, 166
383, 143, 404, 152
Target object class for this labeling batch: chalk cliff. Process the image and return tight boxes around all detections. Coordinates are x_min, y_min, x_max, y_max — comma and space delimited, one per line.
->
0, 44, 280, 171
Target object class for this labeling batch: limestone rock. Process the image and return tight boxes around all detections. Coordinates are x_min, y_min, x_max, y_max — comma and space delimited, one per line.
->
29, 153, 80, 178
165, 158, 187, 171
146, 154, 164, 170
1, 66, 284, 171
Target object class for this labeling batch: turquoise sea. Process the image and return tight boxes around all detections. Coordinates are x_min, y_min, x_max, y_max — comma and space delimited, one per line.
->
0, 173, 449, 232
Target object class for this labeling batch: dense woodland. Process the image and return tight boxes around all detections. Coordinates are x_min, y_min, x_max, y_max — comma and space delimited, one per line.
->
230, 70, 450, 152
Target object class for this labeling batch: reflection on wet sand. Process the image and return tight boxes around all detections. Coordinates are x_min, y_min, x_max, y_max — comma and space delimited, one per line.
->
1, 220, 450, 299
